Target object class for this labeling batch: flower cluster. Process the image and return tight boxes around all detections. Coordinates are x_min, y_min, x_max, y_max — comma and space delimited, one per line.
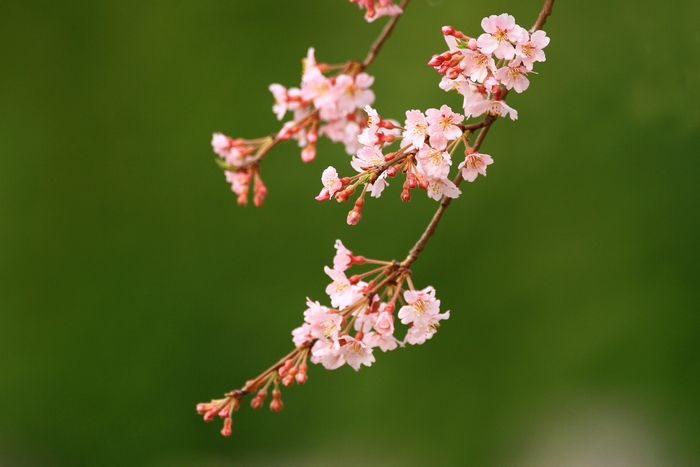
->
292, 240, 449, 371
315, 103, 491, 224
314, 14, 549, 225
431, 15, 549, 120
211, 48, 377, 205
348, 0, 403, 22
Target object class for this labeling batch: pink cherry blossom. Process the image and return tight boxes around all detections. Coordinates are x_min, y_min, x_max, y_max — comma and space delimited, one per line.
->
516, 30, 549, 70
368, 172, 389, 198
426, 177, 462, 201
468, 98, 518, 121
458, 152, 493, 182
311, 338, 345, 370
341, 336, 375, 371
416, 145, 452, 180
324, 266, 359, 309
320, 166, 342, 197
496, 61, 530, 93
292, 323, 312, 347
351, 145, 386, 173
404, 310, 450, 345
461, 48, 496, 83
477, 14, 527, 60
397, 286, 440, 326
364, 331, 399, 352
335, 73, 375, 113
373, 311, 395, 336
425, 105, 464, 149
333, 239, 353, 272
402, 110, 429, 150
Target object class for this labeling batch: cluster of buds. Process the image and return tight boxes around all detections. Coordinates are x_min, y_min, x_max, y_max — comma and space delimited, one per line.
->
211, 133, 269, 206
431, 14, 550, 119
348, 0, 403, 22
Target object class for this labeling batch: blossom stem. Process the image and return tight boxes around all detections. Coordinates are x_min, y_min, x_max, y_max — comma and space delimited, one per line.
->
361, 0, 411, 70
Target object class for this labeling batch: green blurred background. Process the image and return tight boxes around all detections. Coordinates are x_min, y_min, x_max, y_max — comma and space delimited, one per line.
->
1, 0, 698, 465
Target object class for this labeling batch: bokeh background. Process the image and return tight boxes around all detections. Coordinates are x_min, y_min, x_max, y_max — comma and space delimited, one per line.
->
1, 0, 698, 466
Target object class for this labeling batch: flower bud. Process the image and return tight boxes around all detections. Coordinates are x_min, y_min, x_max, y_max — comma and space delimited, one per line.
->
347, 207, 362, 225
221, 417, 233, 437
428, 55, 443, 67
401, 189, 411, 202
270, 389, 283, 412
301, 144, 316, 163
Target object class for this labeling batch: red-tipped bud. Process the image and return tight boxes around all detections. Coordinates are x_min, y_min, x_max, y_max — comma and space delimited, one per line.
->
354, 197, 365, 209
442, 26, 464, 39
251, 389, 267, 410
384, 303, 395, 314
386, 165, 400, 177
428, 54, 443, 67
221, 417, 233, 437
218, 407, 230, 419
295, 370, 307, 384
446, 69, 459, 80
351, 255, 366, 265
335, 190, 350, 202
282, 373, 295, 387
349, 274, 360, 285
407, 174, 417, 189
347, 207, 362, 225
196, 403, 212, 414
270, 389, 283, 412
401, 189, 411, 202
419, 179, 430, 190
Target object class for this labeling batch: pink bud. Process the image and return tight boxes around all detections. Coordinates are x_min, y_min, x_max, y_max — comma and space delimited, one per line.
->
468, 38, 478, 50
221, 417, 232, 437
301, 144, 316, 163
295, 371, 307, 384
203, 409, 218, 422
196, 403, 212, 414
270, 389, 283, 412
419, 179, 430, 190
218, 407, 230, 419
347, 208, 362, 225
401, 189, 411, 202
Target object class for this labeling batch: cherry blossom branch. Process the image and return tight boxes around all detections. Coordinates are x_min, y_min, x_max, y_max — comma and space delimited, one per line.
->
199, 0, 555, 437
401, 0, 555, 267
362, 0, 411, 69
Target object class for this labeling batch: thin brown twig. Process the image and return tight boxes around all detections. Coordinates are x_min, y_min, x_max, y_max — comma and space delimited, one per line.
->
530, 0, 555, 33
362, 0, 411, 69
